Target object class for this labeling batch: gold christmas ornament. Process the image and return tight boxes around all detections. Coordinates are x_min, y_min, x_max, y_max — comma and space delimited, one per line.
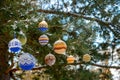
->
82, 54, 91, 62
67, 55, 75, 63
53, 39, 67, 54
17, 34, 27, 45
38, 20, 48, 32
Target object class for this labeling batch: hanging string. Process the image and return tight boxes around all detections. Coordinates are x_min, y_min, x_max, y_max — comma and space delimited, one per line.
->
14, 32, 16, 38
42, 17, 45, 21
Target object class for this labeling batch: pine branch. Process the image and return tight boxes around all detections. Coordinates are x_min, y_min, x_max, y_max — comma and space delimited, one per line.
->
31, 9, 119, 38
10, 66, 46, 72
10, 62, 120, 72
29, 9, 111, 26
5, 59, 14, 74
89, 63, 120, 69
68, 62, 120, 69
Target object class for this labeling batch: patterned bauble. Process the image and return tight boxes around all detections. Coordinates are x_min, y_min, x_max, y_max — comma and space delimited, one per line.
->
18, 53, 36, 70
8, 38, 22, 53
82, 54, 91, 62
38, 20, 48, 32
45, 53, 56, 66
53, 39, 67, 54
38, 34, 49, 46
17, 34, 27, 45
67, 55, 75, 63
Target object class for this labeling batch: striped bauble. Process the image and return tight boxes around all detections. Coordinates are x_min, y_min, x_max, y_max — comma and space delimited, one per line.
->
38, 34, 49, 46
38, 20, 48, 32
67, 55, 75, 63
53, 39, 67, 54
8, 38, 22, 53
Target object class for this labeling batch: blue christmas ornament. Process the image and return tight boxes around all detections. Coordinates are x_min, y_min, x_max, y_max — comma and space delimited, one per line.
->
8, 38, 22, 53
18, 53, 36, 70
38, 20, 48, 32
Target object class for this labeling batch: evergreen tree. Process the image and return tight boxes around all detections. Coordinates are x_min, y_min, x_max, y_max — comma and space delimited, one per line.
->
0, 0, 120, 80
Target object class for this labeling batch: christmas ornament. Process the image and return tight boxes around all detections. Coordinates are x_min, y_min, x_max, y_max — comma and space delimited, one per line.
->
18, 53, 36, 70
38, 34, 49, 46
8, 38, 22, 53
82, 54, 91, 62
53, 39, 67, 54
17, 33, 27, 45
67, 55, 75, 63
38, 20, 48, 32
45, 53, 56, 66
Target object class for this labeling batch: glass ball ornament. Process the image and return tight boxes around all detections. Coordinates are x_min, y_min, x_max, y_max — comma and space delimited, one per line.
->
17, 34, 27, 45
8, 38, 22, 53
45, 53, 56, 66
18, 53, 36, 70
82, 54, 91, 62
53, 39, 67, 54
67, 55, 75, 63
38, 20, 48, 32
38, 34, 49, 46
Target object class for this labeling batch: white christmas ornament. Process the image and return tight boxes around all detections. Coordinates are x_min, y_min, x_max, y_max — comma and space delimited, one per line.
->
38, 34, 49, 46
8, 38, 22, 53
45, 53, 56, 66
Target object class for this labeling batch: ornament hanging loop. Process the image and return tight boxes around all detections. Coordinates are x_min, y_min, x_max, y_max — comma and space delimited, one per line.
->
42, 17, 45, 21
14, 32, 16, 38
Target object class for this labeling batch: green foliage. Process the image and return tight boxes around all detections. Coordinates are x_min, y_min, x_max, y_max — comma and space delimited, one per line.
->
0, 0, 119, 79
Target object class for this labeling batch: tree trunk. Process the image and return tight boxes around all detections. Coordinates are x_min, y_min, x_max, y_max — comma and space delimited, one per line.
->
0, 38, 11, 80
0, 73, 10, 80
0, 53, 11, 80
